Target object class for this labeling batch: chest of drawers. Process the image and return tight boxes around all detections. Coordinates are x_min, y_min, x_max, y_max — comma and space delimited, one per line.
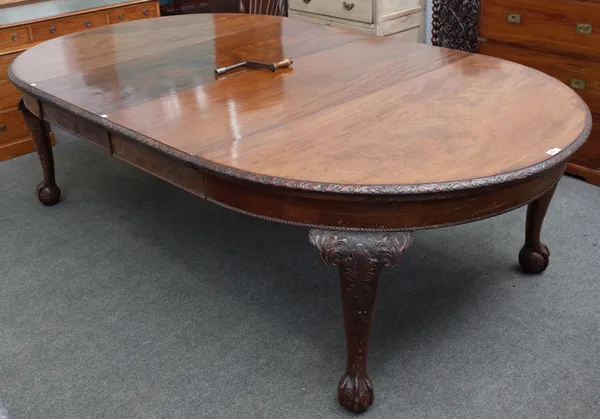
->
432, 0, 600, 186
289, 0, 424, 41
0, 0, 160, 162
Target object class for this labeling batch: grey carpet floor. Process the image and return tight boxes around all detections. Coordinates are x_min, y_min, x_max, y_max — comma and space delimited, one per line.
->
1, 129, 599, 419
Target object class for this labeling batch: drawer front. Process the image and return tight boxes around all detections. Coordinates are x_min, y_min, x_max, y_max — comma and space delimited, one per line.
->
0, 80, 22, 111
478, 41, 600, 113
289, 0, 373, 24
109, 2, 159, 23
31, 12, 107, 42
0, 109, 29, 146
570, 113, 600, 169
0, 137, 36, 162
479, 0, 600, 57
0, 51, 20, 82
0, 26, 30, 51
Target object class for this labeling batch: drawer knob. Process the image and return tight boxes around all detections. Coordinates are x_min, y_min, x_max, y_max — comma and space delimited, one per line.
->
0, 124, 6, 132
49, 26, 56, 34
570, 78, 586, 90
506, 13, 521, 24
11, 33, 18, 41
118, 13, 125, 20
343, 1, 354, 10
85, 20, 92, 27
576, 23, 592, 35
143, 8, 149, 15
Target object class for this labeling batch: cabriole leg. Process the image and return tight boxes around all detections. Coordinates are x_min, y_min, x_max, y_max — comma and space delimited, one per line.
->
309, 229, 412, 412
19, 98, 61, 206
519, 184, 558, 273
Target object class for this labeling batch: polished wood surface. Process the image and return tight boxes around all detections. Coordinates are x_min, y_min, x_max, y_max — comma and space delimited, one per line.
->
0, 0, 159, 162
478, 42, 600, 115
476, 0, 600, 186
0, 0, 156, 28
9, 14, 591, 413
479, 0, 600, 59
10, 14, 589, 186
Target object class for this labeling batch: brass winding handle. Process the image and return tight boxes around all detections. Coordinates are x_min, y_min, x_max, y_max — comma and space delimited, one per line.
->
343, 2, 354, 10
271, 58, 294, 71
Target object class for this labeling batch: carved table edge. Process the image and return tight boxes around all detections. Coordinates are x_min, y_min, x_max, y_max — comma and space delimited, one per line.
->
205, 173, 565, 231
9, 67, 593, 196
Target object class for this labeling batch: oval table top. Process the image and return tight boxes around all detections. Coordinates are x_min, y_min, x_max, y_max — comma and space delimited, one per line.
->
9, 14, 591, 197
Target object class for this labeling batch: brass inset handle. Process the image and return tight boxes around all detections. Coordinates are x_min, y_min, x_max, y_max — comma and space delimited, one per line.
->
576, 23, 592, 35
570, 78, 586, 90
49, 26, 56, 34
0, 124, 6, 132
507, 13, 521, 24
85, 20, 92, 27
343, 2, 354, 10
143, 8, 149, 15
11, 33, 18, 41
118, 14, 125, 20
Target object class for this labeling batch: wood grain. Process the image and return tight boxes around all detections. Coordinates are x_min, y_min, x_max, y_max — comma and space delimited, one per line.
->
31, 11, 107, 42
108, 1, 159, 23
0, 107, 29, 145
478, 41, 600, 112
476, 0, 600, 185
0, 0, 156, 29
9, 15, 591, 413
478, 40, 600, 177
570, 113, 600, 170
479, 0, 600, 58
0, 0, 160, 162
0, 135, 35, 161
0, 26, 30, 49
0, 78, 22, 109
0, 51, 20, 79
9, 14, 589, 188
567, 162, 600, 186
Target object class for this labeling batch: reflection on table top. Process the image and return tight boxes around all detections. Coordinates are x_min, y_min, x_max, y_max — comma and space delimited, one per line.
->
10, 14, 590, 187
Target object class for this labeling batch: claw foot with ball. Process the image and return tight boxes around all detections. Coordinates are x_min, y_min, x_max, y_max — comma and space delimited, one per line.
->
338, 373, 374, 412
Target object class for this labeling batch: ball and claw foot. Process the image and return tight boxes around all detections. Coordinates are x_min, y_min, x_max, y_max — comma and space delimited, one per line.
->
519, 243, 550, 274
37, 183, 61, 206
338, 373, 374, 412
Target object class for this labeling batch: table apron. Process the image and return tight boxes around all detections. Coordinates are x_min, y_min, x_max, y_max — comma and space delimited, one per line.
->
26, 95, 567, 231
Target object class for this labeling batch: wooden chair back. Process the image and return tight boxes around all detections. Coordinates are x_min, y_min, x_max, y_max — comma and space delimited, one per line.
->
239, 0, 287, 16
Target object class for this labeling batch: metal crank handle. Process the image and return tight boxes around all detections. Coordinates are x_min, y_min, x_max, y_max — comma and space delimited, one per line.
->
244, 58, 294, 72
214, 61, 247, 76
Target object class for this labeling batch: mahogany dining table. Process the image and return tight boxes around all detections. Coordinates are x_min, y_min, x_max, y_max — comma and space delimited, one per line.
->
8, 13, 591, 413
